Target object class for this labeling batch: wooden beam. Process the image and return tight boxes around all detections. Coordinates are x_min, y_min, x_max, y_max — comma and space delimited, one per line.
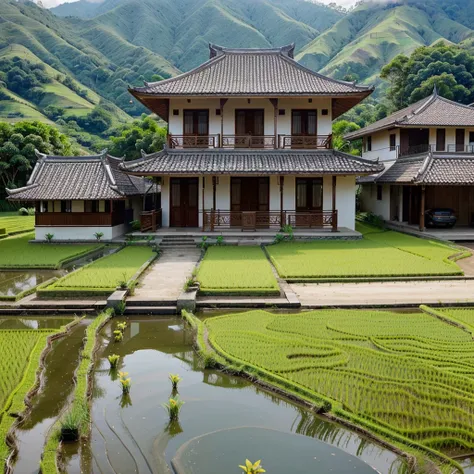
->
212, 176, 217, 210
269, 98, 278, 149
332, 176, 337, 232
419, 185, 426, 231
279, 176, 284, 228
220, 98, 228, 147
202, 176, 206, 231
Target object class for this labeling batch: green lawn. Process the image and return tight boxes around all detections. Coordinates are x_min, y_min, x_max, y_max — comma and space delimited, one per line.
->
45, 246, 155, 294
0, 214, 35, 237
267, 225, 464, 279
204, 308, 474, 468
0, 233, 102, 269
197, 246, 280, 295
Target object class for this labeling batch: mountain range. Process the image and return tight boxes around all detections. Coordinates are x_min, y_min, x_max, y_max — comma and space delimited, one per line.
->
0, 0, 474, 127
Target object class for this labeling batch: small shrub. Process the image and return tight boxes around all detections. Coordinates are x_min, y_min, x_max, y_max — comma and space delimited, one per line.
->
119, 371, 131, 394
216, 235, 224, 246
108, 354, 120, 368
200, 236, 208, 250
94, 232, 104, 242
169, 373, 182, 391
45, 233, 54, 243
60, 402, 88, 441
163, 396, 184, 421
183, 277, 196, 292
18, 207, 29, 216
130, 220, 141, 231
128, 280, 137, 296
273, 233, 284, 244
115, 301, 126, 316
239, 459, 265, 473
281, 224, 294, 241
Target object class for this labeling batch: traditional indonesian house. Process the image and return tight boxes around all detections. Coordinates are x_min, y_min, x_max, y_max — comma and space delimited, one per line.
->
346, 88, 474, 231
124, 44, 383, 232
7, 151, 159, 240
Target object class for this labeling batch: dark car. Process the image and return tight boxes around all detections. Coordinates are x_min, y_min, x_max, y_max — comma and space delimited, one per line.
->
425, 208, 457, 228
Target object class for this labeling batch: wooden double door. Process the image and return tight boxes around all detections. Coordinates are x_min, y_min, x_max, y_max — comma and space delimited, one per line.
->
170, 178, 199, 227
231, 177, 269, 227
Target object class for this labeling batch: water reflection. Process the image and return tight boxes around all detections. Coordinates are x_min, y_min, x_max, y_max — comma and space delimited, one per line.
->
62, 317, 409, 474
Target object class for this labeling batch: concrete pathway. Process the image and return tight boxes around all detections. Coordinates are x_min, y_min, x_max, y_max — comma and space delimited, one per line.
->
128, 248, 201, 302
291, 280, 474, 307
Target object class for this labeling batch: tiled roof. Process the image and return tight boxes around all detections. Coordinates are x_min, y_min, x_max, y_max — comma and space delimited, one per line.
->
345, 90, 474, 140
129, 44, 373, 97
120, 149, 383, 176
362, 152, 474, 185
7, 151, 157, 201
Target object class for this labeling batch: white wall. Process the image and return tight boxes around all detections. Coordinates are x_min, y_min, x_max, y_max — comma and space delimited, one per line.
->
359, 183, 391, 220
168, 97, 333, 139
362, 130, 398, 162
35, 224, 126, 241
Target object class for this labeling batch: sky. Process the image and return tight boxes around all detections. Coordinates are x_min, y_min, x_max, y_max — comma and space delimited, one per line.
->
41, 0, 358, 9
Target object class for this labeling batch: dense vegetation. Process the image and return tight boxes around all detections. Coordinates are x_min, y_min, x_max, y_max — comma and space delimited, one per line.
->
197, 246, 280, 295
204, 307, 474, 470
267, 224, 464, 279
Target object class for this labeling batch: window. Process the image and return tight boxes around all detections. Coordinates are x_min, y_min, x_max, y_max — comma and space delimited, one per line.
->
85, 201, 98, 213
436, 129, 446, 152
389, 134, 396, 151
376, 185, 383, 201
183, 110, 209, 135
367, 136, 372, 152
40, 201, 48, 213
61, 200, 72, 213
291, 110, 317, 136
104, 201, 111, 213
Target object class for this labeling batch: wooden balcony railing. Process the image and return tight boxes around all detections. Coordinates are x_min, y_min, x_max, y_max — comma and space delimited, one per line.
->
397, 144, 432, 157
202, 210, 338, 232
222, 135, 276, 148
447, 144, 474, 153
36, 212, 114, 227
140, 209, 162, 232
168, 134, 220, 149
279, 135, 332, 149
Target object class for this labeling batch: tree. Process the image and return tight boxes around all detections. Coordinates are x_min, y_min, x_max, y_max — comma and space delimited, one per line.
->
0, 121, 74, 197
104, 116, 167, 160
381, 43, 474, 110
332, 120, 362, 156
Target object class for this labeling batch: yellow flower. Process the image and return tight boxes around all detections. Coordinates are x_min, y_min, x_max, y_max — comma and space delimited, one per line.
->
118, 371, 128, 378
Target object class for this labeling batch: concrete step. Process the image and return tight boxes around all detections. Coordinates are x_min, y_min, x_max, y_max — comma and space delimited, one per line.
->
160, 242, 196, 247
126, 298, 177, 307
124, 306, 177, 315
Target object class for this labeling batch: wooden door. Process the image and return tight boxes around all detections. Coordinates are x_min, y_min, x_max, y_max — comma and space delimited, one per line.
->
183, 110, 209, 147
295, 178, 323, 226
230, 177, 269, 227
235, 110, 264, 147
456, 129, 465, 152
436, 129, 446, 152
170, 178, 199, 227
291, 110, 317, 148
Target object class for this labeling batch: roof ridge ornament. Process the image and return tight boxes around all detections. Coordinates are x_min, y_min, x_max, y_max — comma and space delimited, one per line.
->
209, 43, 225, 59
433, 84, 438, 96
34, 149, 46, 160
280, 43, 295, 59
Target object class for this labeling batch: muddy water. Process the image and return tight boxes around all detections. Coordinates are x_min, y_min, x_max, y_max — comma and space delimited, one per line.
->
10, 318, 89, 474
0, 317, 73, 330
64, 317, 409, 474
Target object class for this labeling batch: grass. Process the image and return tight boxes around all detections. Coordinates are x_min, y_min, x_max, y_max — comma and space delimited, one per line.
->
0, 214, 35, 237
43, 246, 155, 295
204, 308, 474, 470
196, 246, 280, 295
0, 233, 103, 269
266, 224, 464, 280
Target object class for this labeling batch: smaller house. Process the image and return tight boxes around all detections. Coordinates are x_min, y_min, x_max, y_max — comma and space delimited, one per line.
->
7, 150, 159, 241
345, 88, 474, 230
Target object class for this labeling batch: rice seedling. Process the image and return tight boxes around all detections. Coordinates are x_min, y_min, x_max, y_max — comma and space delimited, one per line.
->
108, 354, 120, 368
204, 308, 474, 460
197, 246, 279, 295
116, 322, 127, 332
0, 215, 34, 237
114, 330, 123, 342
239, 459, 266, 473
119, 371, 131, 394
169, 373, 182, 391
163, 396, 184, 421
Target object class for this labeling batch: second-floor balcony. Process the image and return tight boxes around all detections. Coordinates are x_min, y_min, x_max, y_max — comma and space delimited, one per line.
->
167, 134, 333, 150
398, 144, 474, 158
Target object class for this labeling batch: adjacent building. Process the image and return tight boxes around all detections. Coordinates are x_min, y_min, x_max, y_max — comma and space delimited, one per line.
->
124, 44, 383, 232
346, 88, 474, 230
7, 151, 158, 240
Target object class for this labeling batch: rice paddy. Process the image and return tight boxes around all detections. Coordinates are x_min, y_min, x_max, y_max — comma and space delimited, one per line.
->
204, 308, 474, 463
266, 226, 464, 279
197, 246, 280, 295
0, 233, 102, 269
0, 214, 35, 237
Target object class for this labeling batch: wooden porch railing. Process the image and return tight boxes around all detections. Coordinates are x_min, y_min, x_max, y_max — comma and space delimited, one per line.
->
221, 135, 276, 148
36, 213, 113, 226
202, 210, 338, 232
279, 135, 332, 149
140, 209, 162, 232
447, 144, 474, 153
168, 134, 220, 149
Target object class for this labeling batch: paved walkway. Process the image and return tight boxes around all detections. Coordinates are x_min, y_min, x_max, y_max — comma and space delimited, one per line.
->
291, 280, 474, 307
128, 248, 201, 302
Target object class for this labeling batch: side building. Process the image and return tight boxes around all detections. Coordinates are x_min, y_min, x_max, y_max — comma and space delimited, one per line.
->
7, 151, 159, 241
123, 44, 383, 232
345, 88, 474, 231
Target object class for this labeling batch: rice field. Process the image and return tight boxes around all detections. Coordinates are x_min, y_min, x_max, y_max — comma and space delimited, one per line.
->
197, 246, 280, 295
0, 214, 35, 237
46, 246, 154, 293
0, 233, 102, 269
205, 308, 474, 463
267, 226, 463, 279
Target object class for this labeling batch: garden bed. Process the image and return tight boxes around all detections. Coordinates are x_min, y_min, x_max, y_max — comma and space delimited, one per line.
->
196, 246, 280, 296
267, 226, 466, 280
0, 233, 104, 269
201, 308, 474, 472
38, 246, 157, 297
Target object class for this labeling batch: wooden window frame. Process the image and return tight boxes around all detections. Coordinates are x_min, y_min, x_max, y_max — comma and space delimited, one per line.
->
291, 109, 318, 136
183, 109, 209, 136
389, 133, 396, 151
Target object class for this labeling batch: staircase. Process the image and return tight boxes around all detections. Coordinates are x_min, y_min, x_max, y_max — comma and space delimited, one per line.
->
124, 298, 177, 315
159, 235, 197, 250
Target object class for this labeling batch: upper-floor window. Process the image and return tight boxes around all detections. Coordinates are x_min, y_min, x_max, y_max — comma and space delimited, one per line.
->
436, 128, 446, 152
367, 136, 372, 152
389, 134, 396, 151
235, 109, 264, 136
292, 110, 317, 136
184, 110, 209, 136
